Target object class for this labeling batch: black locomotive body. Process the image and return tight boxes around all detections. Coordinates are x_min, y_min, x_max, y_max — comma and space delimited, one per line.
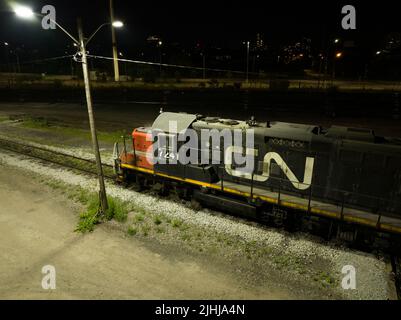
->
116, 112, 401, 237
151, 112, 401, 218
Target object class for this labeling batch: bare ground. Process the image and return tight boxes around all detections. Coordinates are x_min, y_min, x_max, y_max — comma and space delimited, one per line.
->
0, 101, 401, 137
0, 165, 297, 299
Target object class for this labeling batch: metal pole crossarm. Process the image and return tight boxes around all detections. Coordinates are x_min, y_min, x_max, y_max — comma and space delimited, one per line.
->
32, 13, 80, 45
85, 23, 111, 46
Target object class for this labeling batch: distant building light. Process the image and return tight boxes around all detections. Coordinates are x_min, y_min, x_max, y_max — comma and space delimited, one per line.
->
335, 52, 343, 58
376, 51, 381, 55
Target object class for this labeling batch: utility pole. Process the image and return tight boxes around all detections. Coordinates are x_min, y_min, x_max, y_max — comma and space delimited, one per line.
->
158, 41, 162, 78
77, 18, 108, 212
109, 0, 120, 81
246, 41, 250, 83
202, 53, 206, 79
14, 47, 21, 73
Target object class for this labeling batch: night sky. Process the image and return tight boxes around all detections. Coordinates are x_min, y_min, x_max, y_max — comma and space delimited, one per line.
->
0, 0, 400, 59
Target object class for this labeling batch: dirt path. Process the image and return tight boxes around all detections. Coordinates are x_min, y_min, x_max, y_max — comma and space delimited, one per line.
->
0, 165, 294, 299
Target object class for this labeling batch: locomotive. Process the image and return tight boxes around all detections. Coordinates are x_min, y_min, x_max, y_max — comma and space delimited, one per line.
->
114, 111, 401, 239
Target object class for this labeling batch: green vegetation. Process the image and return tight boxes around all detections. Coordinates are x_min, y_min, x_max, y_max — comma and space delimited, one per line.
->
156, 226, 165, 234
171, 218, 183, 228
74, 193, 128, 233
104, 197, 128, 222
75, 195, 102, 232
153, 215, 162, 225
0, 115, 9, 122
0, 136, 115, 178
141, 224, 151, 236
127, 226, 138, 236
20, 116, 126, 143
134, 213, 145, 223
317, 271, 336, 287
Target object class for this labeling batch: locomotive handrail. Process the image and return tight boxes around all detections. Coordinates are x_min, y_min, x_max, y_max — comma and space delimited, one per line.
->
116, 134, 400, 214
214, 165, 400, 215
220, 166, 224, 191
307, 186, 312, 213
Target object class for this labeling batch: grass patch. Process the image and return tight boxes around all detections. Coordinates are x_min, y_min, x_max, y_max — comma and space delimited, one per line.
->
171, 218, 183, 228
127, 226, 138, 236
20, 117, 50, 129
20, 116, 126, 143
156, 226, 165, 234
141, 225, 151, 236
153, 215, 162, 225
318, 271, 335, 286
104, 197, 128, 222
75, 194, 128, 233
134, 213, 145, 223
75, 196, 102, 233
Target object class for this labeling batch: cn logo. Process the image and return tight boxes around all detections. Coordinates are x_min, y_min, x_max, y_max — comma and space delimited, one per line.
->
41, 265, 56, 290
225, 147, 315, 191
341, 265, 356, 290
341, 5, 356, 30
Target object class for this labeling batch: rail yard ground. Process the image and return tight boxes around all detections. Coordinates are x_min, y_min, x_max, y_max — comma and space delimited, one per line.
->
0, 106, 399, 300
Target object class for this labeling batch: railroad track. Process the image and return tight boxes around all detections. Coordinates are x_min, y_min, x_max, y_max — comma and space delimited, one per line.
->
1, 136, 401, 298
0, 137, 115, 180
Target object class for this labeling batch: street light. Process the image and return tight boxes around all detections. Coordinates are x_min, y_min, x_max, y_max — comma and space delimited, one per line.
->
14, 6, 111, 212
14, 5, 34, 18
112, 21, 123, 28
85, 21, 124, 45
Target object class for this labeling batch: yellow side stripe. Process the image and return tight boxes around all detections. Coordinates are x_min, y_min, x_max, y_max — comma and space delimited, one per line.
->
120, 163, 401, 234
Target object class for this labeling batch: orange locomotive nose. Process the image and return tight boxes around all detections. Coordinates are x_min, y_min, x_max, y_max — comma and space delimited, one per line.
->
132, 127, 154, 170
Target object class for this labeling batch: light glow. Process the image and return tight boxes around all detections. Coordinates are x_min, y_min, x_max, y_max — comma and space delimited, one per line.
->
112, 21, 124, 28
14, 5, 34, 18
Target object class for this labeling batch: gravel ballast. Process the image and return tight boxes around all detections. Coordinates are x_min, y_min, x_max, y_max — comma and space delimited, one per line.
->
0, 148, 395, 300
